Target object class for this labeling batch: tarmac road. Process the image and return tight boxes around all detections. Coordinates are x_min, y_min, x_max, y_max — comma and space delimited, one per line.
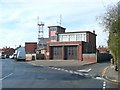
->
1, 58, 119, 89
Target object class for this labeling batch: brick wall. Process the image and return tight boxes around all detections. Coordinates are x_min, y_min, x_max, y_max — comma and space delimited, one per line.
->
25, 42, 37, 54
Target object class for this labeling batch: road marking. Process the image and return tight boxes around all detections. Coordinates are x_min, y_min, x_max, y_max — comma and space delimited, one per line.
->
64, 70, 69, 72
84, 73, 88, 76
94, 77, 103, 80
57, 68, 61, 70
103, 81, 106, 84
103, 81, 106, 90
48, 67, 93, 78
51, 67, 54, 69
103, 86, 105, 90
77, 68, 92, 73
69, 70, 74, 74
0, 73, 13, 80
73, 71, 79, 75
102, 66, 109, 77
103, 84, 106, 87
79, 73, 83, 76
54, 68, 58, 70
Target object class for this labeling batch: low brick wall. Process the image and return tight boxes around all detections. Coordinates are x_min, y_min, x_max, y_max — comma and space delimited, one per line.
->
26, 54, 36, 61
83, 53, 111, 63
83, 54, 97, 62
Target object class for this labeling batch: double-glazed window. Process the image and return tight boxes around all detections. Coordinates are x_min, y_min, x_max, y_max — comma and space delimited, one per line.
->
59, 33, 87, 42
69, 35, 75, 41
76, 34, 86, 41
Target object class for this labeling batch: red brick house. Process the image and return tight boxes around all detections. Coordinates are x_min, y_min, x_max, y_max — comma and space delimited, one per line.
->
25, 42, 37, 54
2, 47, 15, 56
97, 46, 109, 53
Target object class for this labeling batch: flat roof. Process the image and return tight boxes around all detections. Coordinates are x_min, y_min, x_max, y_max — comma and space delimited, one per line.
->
59, 31, 97, 36
48, 26, 66, 30
25, 42, 37, 44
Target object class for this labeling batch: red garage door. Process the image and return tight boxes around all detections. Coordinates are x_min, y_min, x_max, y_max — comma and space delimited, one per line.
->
64, 46, 78, 60
51, 46, 62, 60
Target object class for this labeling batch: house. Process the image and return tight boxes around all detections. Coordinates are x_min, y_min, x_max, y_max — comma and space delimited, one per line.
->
46, 26, 97, 62
96, 46, 111, 62
97, 46, 109, 53
1, 47, 15, 57
25, 42, 37, 54
25, 42, 37, 60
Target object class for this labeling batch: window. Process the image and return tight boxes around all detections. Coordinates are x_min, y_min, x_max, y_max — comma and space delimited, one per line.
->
76, 34, 80, 41
70, 35, 75, 41
63, 35, 68, 41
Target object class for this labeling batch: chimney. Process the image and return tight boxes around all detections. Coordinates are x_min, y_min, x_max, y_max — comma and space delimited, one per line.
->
93, 30, 95, 34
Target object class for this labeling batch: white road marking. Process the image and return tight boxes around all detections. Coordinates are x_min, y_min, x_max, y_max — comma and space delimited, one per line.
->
103, 86, 106, 90
64, 70, 69, 72
0, 73, 13, 80
54, 68, 58, 70
69, 70, 74, 74
57, 68, 61, 70
77, 68, 92, 73
51, 67, 55, 69
103, 83, 106, 87
78, 73, 83, 76
103, 81, 106, 90
73, 71, 79, 75
94, 77, 103, 80
84, 74, 89, 76
103, 81, 106, 84
49, 67, 93, 78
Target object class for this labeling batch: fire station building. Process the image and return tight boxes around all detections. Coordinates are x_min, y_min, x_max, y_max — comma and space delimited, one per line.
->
47, 26, 97, 62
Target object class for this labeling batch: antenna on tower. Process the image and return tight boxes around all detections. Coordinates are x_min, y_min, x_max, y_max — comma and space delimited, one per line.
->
57, 14, 62, 26
37, 16, 44, 49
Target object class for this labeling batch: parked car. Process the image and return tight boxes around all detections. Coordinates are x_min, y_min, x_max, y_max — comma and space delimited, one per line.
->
9, 55, 14, 59
6, 55, 9, 58
1, 54, 5, 59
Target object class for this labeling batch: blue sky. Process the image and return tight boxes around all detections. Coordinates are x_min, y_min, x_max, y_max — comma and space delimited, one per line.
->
0, 0, 119, 48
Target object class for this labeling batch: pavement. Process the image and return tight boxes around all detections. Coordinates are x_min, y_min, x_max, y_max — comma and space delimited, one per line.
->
102, 64, 120, 85
27, 60, 96, 67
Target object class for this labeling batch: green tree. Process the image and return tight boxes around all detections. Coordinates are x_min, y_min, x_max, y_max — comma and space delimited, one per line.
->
98, 4, 120, 71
